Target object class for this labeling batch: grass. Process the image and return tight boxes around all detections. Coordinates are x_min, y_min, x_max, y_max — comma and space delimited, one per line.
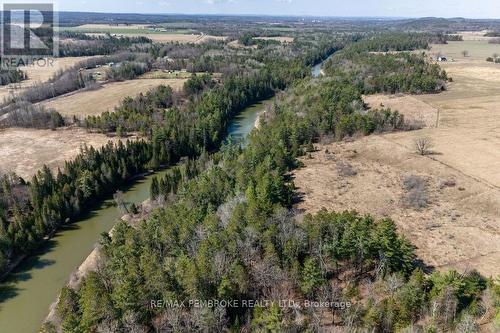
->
140, 71, 193, 80
428, 41, 500, 61
62, 27, 194, 35
39, 78, 187, 117
0, 127, 120, 179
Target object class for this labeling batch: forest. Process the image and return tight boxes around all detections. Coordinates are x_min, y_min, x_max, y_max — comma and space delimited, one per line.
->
323, 33, 449, 94
59, 33, 153, 57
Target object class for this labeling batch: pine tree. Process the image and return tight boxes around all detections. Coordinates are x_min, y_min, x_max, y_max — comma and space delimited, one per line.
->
150, 177, 159, 200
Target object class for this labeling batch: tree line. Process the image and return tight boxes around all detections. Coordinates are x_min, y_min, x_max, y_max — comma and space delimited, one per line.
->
59, 33, 152, 57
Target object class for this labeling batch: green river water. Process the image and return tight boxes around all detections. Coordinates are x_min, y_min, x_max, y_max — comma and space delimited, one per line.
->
0, 99, 272, 333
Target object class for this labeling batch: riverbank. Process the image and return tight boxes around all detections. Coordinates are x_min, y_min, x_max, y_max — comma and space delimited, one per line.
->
0, 170, 153, 284
44, 199, 154, 327
0, 169, 169, 333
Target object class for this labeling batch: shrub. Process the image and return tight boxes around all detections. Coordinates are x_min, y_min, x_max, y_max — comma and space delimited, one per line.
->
403, 175, 428, 209
337, 161, 357, 177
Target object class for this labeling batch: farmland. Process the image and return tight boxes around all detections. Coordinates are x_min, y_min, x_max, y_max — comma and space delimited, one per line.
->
38, 78, 186, 117
363, 94, 439, 128
254, 36, 295, 43
428, 40, 500, 61
294, 39, 500, 277
64, 24, 226, 43
63, 23, 192, 34
125, 33, 226, 43
0, 127, 120, 179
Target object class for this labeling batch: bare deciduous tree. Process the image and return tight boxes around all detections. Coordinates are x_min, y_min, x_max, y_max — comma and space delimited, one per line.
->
414, 137, 433, 156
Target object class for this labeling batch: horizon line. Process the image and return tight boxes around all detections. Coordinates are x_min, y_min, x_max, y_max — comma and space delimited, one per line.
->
48, 11, 500, 21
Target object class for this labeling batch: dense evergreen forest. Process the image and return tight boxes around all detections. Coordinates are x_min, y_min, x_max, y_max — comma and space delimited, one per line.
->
59, 33, 153, 57
323, 33, 449, 94
39, 32, 500, 332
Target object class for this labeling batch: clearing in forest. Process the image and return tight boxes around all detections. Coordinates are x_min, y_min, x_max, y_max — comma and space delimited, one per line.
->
363, 94, 439, 128
0, 127, 121, 179
38, 78, 187, 117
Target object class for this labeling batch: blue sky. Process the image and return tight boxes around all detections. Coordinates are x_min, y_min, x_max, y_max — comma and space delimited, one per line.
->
11, 0, 500, 18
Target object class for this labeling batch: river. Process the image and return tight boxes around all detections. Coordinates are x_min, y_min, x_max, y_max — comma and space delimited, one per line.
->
311, 53, 334, 78
226, 98, 273, 147
0, 62, 322, 332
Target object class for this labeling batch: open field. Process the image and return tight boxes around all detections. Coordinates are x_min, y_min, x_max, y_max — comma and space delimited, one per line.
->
228, 36, 294, 49
88, 32, 226, 44
0, 127, 120, 179
66, 24, 226, 44
129, 33, 226, 44
294, 40, 500, 277
0, 57, 93, 102
428, 40, 500, 61
364, 94, 439, 128
63, 24, 192, 35
38, 78, 186, 117
139, 70, 221, 80
139, 70, 193, 79
458, 30, 497, 41
66, 23, 150, 30
293, 137, 500, 277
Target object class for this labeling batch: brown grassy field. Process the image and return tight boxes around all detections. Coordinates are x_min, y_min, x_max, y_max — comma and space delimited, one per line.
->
459, 30, 497, 41
228, 36, 293, 49
428, 40, 500, 61
364, 94, 439, 128
0, 57, 94, 102
0, 127, 120, 179
294, 40, 500, 277
293, 138, 500, 277
144, 33, 226, 44
85, 32, 226, 44
39, 78, 186, 117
